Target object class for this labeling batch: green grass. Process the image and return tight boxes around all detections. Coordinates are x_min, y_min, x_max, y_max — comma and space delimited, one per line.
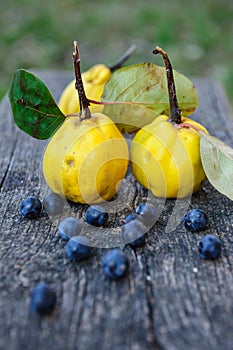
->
1, 0, 233, 105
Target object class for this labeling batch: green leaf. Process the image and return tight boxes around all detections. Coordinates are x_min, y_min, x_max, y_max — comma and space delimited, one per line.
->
102, 63, 198, 133
200, 132, 233, 200
8, 69, 65, 139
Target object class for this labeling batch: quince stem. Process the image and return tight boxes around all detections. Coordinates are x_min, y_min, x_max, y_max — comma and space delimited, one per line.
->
73, 41, 91, 120
108, 44, 136, 72
152, 46, 182, 124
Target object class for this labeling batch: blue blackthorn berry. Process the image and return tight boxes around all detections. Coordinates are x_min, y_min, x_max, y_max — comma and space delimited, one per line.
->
30, 283, 57, 314
198, 234, 222, 260
120, 213, 140, 226
43, 192, 64, 216
85, 205, 108, 227
20, 196, 42, 218
58, 217, 82, 240
66, 236, 91, 261
102, 249, 129, 279
135, 203, 157, 227
121, 220, 147, 247
183, 209, 208, 232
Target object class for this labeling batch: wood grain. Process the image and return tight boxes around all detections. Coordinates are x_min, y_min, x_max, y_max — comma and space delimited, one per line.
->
0, 70, 232, 350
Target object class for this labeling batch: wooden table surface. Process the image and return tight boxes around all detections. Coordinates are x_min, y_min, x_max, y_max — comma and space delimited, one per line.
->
0, 70, 233, 350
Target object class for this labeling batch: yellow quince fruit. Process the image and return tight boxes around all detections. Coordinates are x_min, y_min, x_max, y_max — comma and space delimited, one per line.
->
58, 64, 111, 115
130, 115, 208, 198
43, 112, 129, 204
130, 46, 208, 198
43, 42, 129, 204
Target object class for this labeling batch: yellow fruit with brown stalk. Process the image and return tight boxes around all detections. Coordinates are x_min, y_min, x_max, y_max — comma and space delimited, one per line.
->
43, 41, 129, 204
130, 46, 208, 198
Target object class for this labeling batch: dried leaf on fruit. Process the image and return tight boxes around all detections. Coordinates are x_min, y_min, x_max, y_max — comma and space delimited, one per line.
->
8, 69, 65, 140
102, 63, 198, 132
200, 132, 233, 200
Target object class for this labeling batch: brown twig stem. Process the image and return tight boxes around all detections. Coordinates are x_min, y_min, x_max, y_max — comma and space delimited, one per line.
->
73, 41, 91, 119
152, 46, 181, 124
108, 44, 136, 72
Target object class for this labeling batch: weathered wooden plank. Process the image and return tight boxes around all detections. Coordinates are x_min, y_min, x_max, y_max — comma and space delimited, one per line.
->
0, 70, 232, 350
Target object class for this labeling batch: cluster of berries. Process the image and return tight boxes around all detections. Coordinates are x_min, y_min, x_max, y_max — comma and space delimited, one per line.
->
20, 195, 223, 315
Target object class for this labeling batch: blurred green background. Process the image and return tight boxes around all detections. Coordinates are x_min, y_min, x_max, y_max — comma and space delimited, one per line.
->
1, 0, 233, 105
